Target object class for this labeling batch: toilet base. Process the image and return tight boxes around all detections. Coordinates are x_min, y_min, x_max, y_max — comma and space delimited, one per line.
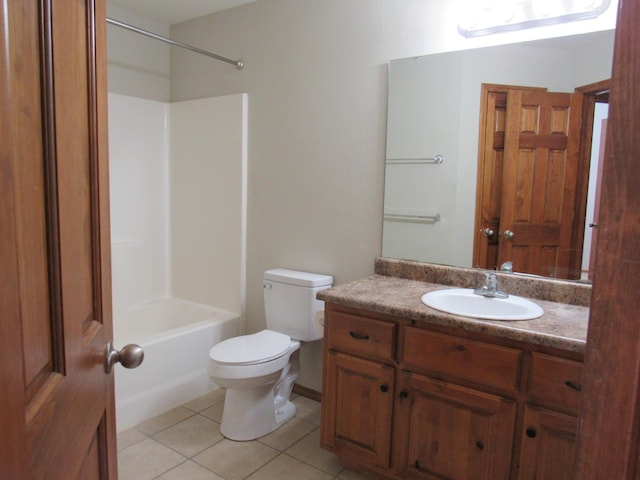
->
219, 387, 297, 441
219, 348, 301, 441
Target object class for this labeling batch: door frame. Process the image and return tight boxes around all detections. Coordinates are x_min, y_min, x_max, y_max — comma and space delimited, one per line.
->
575, 0, 640, 476
566, 79, 610, 279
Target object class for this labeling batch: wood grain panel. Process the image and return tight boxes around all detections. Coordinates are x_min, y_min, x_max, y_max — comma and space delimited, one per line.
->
528, 353, 583, 415
327, 311, 396, 361
395, 372, 516, 480
550, 107, 570, 135
9, 0, 54, 398
402, 327, 522, 392
0, 1, 31, 474
324, 351, 394, 468
514, 149, 535, 222
542, 149, 566, 222
519, 105, 540, 134
76, 431, 101, 480
52, 0, 97, 332
518, 406, 577, 480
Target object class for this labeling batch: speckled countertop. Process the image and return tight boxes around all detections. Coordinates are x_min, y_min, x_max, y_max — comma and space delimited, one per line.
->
317, 258, 591, 354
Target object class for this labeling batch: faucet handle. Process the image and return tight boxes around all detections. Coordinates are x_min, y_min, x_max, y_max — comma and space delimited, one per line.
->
484, 271, 497, 286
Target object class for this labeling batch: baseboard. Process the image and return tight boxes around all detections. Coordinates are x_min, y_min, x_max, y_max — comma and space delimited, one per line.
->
293, 383, 322, 402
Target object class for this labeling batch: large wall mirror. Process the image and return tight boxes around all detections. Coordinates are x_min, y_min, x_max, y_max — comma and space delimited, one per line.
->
382, 30, 614, 281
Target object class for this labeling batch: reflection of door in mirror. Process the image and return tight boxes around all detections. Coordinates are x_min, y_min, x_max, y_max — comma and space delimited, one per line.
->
473, 81, 609, 279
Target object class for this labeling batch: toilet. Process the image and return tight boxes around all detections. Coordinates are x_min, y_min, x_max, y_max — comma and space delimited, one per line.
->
208, 268, 333, 441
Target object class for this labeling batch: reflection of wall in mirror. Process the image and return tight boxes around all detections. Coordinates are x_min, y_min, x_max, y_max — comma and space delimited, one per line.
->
382, 31, 615, 268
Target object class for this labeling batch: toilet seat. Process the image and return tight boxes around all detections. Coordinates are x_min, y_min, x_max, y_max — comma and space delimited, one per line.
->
209, 329, 291, 366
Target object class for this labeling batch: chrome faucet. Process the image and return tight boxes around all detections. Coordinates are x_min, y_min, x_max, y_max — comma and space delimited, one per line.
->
473, 272, 509, 299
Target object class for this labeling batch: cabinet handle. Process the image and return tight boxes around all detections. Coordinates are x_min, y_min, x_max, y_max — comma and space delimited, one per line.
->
348, 331, 370, 340
455, 344, 466, 352
380, 385, 389, 393
565, 380, 582, 392
399, 391, 408, 399
526, 428, 537, 438
475, 440, 485, 450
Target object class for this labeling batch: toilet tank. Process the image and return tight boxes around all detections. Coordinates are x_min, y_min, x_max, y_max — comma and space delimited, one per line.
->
263, 269, 333, 341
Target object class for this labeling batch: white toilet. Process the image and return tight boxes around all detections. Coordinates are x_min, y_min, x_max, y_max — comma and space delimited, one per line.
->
208, 268, 333, 441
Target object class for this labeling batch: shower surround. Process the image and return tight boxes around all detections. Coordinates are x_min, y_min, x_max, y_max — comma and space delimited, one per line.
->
108, 92, 247, 430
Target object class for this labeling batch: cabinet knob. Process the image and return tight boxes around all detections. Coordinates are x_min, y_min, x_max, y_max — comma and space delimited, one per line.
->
526, 428, 537, 438
475, 440, 485, 450
399, 391, 408, 400
380, 384, 389, 393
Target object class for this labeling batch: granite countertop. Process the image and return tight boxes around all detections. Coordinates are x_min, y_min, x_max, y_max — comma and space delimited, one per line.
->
317, 273, 589, 354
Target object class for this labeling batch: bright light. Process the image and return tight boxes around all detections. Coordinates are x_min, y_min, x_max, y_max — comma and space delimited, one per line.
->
457, 0, 611, 37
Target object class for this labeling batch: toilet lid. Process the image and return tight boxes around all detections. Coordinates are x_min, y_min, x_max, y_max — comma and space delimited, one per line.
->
209, 329, 291, 365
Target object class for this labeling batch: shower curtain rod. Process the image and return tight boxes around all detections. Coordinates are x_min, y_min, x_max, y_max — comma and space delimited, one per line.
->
106, 17, 244, 69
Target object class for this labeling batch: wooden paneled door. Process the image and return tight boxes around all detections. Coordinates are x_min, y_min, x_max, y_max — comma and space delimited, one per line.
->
473, 85, 547, 273
0, 0, 118, 479
474, 86, 580, 279
499, 89, 576, 278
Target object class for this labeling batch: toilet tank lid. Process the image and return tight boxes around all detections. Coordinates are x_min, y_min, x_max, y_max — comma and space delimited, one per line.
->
264, 268, 333, 287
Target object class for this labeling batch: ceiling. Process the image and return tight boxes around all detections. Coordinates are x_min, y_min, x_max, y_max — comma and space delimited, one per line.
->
108, 0, 258, 24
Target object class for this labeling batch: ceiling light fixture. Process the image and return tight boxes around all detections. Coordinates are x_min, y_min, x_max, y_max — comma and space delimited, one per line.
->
457, 0, 611, 37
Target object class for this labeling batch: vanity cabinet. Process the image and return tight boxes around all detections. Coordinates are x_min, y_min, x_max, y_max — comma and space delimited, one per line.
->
393, 372, 516, 479
516, 353, 583, 480
517, 406, 578, 480
320, 303, 584, 480
321, 311, 397, 468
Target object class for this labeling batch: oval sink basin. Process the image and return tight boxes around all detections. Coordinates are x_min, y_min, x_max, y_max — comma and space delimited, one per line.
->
421, 288, 543, 321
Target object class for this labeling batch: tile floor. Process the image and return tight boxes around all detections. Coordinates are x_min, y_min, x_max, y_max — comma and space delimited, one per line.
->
117, 390, 372, 480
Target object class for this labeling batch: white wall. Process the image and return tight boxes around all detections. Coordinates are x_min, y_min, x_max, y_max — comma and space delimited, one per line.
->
106, 3, 171, 101
169, 0, 617, 391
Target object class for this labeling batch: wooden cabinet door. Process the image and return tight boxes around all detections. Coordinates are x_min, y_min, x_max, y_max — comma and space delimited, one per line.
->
394, 372, 516, 480
321, 351, 395, 469
499, 89, 576, 278
517, 406, 578, 480
0, 1, 116, 479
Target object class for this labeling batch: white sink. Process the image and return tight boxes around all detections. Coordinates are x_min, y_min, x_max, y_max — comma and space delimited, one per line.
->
420, 288, 544, 321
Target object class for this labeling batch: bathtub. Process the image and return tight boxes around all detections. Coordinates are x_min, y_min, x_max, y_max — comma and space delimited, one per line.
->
114, 298, 241, 431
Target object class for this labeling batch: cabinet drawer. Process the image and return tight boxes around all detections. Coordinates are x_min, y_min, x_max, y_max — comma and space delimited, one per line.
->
528, 353, 583, 414
402, 327, 522, 392
327, 311, 396, 361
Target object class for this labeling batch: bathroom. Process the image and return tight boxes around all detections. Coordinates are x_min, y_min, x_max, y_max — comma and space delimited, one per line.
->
105, 0, 621, 478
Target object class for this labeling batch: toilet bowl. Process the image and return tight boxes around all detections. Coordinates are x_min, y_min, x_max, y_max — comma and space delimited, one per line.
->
209, 329, 300, 441
208, 269, 332, 441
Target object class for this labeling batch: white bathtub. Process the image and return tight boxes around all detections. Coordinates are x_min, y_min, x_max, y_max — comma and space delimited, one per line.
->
114, 298, 241, 431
